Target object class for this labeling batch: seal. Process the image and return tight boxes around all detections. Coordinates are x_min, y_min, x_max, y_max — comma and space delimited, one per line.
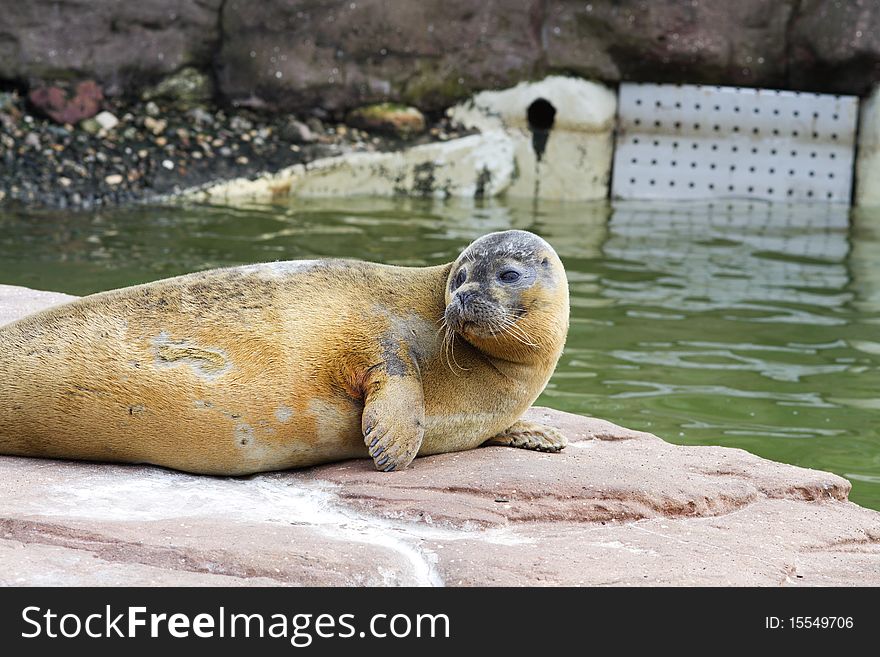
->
0, 230, 569, 475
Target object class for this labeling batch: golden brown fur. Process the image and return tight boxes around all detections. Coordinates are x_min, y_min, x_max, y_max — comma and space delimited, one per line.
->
0, 230, 569, 475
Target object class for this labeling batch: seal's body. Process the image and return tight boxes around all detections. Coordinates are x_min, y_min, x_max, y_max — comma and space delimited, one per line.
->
0, 231, 569, 474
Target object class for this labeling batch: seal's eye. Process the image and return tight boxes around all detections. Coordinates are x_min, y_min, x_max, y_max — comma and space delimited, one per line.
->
453, 268, 466, 289
498, 269, 521, 283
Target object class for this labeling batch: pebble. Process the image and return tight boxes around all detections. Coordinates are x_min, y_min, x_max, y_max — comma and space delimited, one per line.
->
80, 118, 101, 135
144, 117, 167, 135
161, 159, 175, 170
104, 174, 123, 185
145, 101, 160, 117
186, 107, 215, 126
94, 111, 119, 131
230, 116, 253, 131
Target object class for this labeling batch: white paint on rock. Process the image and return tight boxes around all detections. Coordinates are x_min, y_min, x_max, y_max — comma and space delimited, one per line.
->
12, 465, 516, 588
19, 468, 441, 586
450, 76, 617, 201
187, 132, 515, 203
13, 463, 537, 586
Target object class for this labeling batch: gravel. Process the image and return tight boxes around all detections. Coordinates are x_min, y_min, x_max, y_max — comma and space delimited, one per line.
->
0, 92, 466, 210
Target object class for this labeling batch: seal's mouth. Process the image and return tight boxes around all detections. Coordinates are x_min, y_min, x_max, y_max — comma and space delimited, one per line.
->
444, 294, 503, 339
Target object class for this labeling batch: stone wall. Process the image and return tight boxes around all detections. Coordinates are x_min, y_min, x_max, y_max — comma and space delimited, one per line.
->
2, 1, 879, 115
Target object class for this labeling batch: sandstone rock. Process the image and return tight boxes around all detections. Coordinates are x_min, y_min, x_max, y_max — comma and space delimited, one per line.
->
1, 284, 879, 586
348, 104, 426, 137
450, 76, 615, 201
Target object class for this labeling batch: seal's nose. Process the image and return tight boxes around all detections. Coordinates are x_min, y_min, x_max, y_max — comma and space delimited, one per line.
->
457, 289, 477, 307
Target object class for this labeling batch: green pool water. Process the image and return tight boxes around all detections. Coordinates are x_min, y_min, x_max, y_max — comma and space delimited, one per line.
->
2, 197, 879, 510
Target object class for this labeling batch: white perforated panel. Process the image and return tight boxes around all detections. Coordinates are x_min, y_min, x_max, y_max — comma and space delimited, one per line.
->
612, 83, 859, 203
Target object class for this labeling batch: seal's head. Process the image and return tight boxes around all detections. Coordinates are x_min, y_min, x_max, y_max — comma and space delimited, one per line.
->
443, 230, 569, 363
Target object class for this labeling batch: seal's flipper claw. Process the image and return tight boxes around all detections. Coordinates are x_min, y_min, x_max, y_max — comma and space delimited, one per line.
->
482, 420, 567, 453
361, 417, 422, 472
360, 363, 425, 473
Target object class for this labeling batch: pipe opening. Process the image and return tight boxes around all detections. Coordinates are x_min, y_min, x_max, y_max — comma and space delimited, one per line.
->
527, 98, 556, 161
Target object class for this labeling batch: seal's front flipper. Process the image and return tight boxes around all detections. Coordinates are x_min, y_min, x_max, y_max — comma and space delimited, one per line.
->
361, 371, 425, 472
483, 420, 567, 453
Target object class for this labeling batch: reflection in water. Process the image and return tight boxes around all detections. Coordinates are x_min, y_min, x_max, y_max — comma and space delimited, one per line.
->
0, 198, 878, 510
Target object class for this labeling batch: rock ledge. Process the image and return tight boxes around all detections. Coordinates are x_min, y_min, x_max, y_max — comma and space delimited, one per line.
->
1, 284, 878, 586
